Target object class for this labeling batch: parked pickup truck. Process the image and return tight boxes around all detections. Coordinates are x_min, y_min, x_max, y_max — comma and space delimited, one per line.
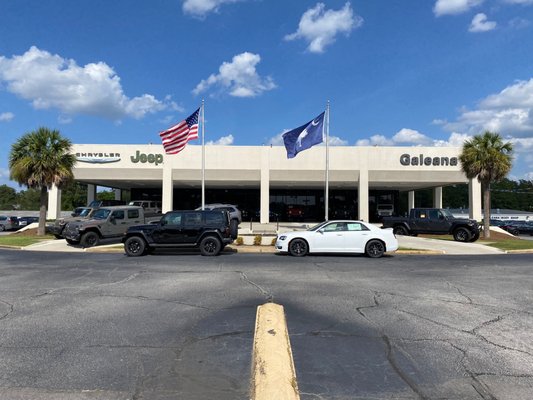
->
62, 205, 161, 247
382, 208, 480, 242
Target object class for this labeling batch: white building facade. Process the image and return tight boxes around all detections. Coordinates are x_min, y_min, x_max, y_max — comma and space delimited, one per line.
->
47, 144, 482, 223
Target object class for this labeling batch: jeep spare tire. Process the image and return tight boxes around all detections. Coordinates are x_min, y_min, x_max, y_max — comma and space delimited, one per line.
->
230, 218, 238, 240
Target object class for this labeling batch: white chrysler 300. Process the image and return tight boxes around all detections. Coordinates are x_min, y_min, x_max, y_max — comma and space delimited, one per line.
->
275, 220, 398, 258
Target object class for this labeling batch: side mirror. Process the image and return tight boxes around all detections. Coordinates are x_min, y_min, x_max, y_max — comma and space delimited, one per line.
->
439, 215, 445, 220
110, 215, 115, 222
160, 219, 167, 226
317, 229, 324, 234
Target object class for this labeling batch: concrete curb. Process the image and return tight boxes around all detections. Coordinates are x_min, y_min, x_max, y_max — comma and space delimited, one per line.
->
251, 303, 300, 400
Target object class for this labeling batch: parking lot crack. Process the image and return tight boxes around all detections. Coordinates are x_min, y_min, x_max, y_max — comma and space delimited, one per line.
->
0, 299, 14, 322
238, 271, 273, 302
383, 335, 429, 400
445, 281, 473, 304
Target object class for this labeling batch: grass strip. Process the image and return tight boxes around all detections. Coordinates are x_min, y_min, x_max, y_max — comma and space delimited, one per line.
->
0, 235, 55, 247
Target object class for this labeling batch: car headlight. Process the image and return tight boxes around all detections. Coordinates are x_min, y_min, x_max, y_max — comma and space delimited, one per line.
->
279, 235, 287, 240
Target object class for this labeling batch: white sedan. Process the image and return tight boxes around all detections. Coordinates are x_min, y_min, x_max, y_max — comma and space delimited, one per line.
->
275, 220, 398, 258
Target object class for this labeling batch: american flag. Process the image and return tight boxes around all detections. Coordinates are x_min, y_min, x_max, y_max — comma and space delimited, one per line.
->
159, 108, 200, 154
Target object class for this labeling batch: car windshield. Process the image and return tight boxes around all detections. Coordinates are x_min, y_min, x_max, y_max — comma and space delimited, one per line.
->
440, 209, 454, 218
308, 221, 329, 231
91, 209, 111, 220
78, 208, 91, 217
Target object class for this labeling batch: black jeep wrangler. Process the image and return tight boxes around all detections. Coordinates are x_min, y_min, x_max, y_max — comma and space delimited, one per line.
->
122, 210, 237, 257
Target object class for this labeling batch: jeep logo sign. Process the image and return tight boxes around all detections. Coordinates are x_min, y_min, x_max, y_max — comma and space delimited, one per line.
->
400, 153, 458, 167
131, 150, 163, 165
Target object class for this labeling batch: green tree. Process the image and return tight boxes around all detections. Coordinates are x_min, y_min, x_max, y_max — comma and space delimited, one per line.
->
9, 127, 76, 235
459, 131, 513, 239
0, 184, 17, 210
16, 188, 41, 210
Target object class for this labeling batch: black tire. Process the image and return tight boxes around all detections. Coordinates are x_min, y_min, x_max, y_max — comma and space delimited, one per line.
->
289, 238, 308, 257
230, 219, 239, 240
0, 225, 4, 232
510, 229, 519, 236
200, 236, 222, 256
453, 227, 471, 242
124, 236, 147, 257
81, 231, 100, 248
365, 239, 385, 258
66, 238, 80, 245
469, 231, 480, 242
393, 225, 409, 236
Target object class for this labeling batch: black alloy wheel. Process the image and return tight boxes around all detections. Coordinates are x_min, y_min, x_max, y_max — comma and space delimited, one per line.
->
365, 239, 385, 258
81, 231, 100, 248
393, 225, 409, 236
200, 236, 222, 256
469, 231, 480, 242
453, 227, 471, 242
124, 236, 147, 257
289, 239, 308, 257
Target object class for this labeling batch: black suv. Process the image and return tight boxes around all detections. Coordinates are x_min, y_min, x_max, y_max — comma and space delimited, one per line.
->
122, 210, 237, 257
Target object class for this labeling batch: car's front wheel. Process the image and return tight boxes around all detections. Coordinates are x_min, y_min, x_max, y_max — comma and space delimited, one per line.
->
365, 240, 385, 258
81, 231, 100, 248
289, 238, 308, 257
200, 236, 222, 256
124, 236, 147, 257
0, 225, 5, 232
453, 227, 471, 242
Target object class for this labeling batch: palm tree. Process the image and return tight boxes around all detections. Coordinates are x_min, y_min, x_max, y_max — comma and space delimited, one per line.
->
9, 127, 76, 235
459, 131, 513, 239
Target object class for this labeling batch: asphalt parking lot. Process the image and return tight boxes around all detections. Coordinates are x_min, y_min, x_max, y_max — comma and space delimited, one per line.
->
0, 250, 532, 399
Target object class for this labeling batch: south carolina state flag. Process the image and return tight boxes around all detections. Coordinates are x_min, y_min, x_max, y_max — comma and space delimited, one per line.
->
282, 112, 325, 159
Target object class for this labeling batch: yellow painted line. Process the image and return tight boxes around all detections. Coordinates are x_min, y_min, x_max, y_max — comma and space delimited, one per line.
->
251, 303, 300, 400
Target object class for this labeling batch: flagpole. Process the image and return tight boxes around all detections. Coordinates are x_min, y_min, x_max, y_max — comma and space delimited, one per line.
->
201, 99, 205, 210
325, 100, 330, 221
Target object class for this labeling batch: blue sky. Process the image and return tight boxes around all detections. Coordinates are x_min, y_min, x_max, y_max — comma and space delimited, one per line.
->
1, 0, 533, 189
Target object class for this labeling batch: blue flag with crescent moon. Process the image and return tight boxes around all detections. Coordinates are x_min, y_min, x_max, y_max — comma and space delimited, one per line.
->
282, 112, 325, 159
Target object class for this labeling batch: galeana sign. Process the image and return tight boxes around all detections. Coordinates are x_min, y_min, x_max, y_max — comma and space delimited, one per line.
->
130, 150, 163, 166
400, 153, 458, 167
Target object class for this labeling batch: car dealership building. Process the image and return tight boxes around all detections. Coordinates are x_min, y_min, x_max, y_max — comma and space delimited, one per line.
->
46, 144, 482, 223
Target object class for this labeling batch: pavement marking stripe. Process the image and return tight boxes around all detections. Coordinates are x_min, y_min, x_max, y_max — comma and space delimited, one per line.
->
251, 303, 300, 400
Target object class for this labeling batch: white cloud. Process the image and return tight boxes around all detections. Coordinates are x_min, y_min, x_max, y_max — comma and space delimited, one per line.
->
504, 0, 533, 4
0, 112, 14, 122
433, 132, 472, 146
193, 52, 276, 98
182, 0, 240, 17
392, 128, 432, 145
469, 13, 497, 32
0, 167, 9, 178
444, 78, 533, 136
355, 134, 393, 146
285, 2, 362, 53
355, 130, 467, 147
433, 0, 484, 16
206, 134, 234, 145
0, 46, 171, 120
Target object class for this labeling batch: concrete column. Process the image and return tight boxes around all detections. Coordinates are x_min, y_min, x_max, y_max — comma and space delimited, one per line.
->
260, 147, 270, 224
408, 190, 415, 211
433, 187, 443, 208
469, 178, 482, 221
162, 162, 173, 213
87, 184, 96, 206
47, 184, 61, 220
114, 188, 122, 201
358, 169, 369, 222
